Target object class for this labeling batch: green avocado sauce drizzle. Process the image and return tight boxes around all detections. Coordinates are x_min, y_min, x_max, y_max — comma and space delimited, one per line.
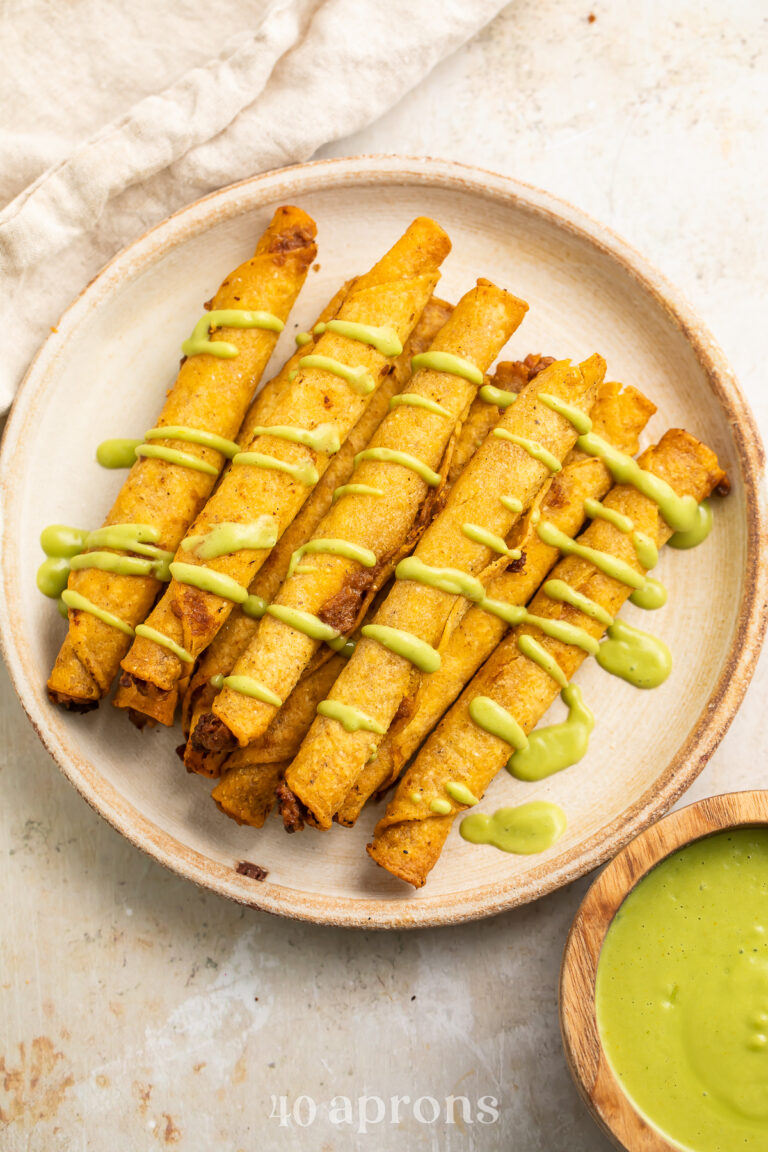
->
538, 393, 593, 435
97, 425, 240, 472
313, 319, 403, 357
460, 801, 567, 854
410, 351, 484, 386
209, 673, 282, 707
332, 484, 384, 503
389, 394, 452, 418
295, 331, 312, 347
266, 603, 344, 648
167, 561, 266, 620
288, 538, 377, 578
478, 384, 516, 408
461, 523, 521, 559
493, 428, 562, 473
96, 439, 143, 468
575, 432, 699, 533
395, 556, 486, 602
354, 447, 441, 487
134, 623, 193, 663
668, 498, 713, 548
596, 619, 672, 688
181, 517, 278, 560
542, 579, 613, 626
445, 781, 480, 806
632, 531, 659, 570
582, 497, 633, 534
38, 523, 174, 609
500, 495, 523, 514
135, 444, 220, 475
316, 700, 386, 734
469, 696, 528, 751
537, 520, 646, 588
61, 590, 135, 636
507, 684, 594, 781
516, 634, 568, 687
629, 577, 667, 610
429, 798, 453, 815
299, 353, 375, 396
181, 309, 284, 358
249, 423, 341, 455
361, 624, 441, 673
232, 450, 319, 487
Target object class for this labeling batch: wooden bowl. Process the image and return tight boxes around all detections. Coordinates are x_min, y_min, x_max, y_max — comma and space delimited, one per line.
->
560, 789, 768, 1150
0, 156, 766, 927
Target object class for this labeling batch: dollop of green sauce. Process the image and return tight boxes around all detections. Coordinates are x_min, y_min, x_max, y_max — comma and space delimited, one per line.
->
507, 684, 594, 781
596, 829, 768, 1151
96, 438, 142, 468
596, 618, 672, 689
668, 498, 714, 549
630, 577, 668, 610
460, 801, 566, 854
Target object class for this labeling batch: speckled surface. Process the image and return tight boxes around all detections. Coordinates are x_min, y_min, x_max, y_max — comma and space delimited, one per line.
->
2, 2, 767, 1148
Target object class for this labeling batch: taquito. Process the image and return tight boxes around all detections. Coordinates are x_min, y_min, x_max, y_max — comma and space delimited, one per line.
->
212, 654, 346, 826
283, 355, 604, 829
446, 355, 554, 485
183, 296, 454, 773
337, 379, 656, 824
47, 206, 317, 710
114, 217, 451, 726
201, 279, 528, 755
368, 428, 725, 886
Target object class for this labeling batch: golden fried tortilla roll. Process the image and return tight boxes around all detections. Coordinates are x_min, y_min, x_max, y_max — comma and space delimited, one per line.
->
181, 296, 454, 769
114, 217, 452, 726
446, 355, 554, 485
211, 761, 287, 828
368, 429, 726, 886
210, 653, 347, 824
236, 280, 354, 445
47, 206, 317, 711
337, 379, 656, 825
282, 355, 604, 829
201, 279, 529, 755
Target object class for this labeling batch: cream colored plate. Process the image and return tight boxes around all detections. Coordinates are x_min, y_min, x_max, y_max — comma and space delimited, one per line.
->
0, 156, 764, 928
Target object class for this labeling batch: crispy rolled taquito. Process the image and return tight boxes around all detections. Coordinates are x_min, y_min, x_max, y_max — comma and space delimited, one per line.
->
199, 279, 529, 755
368, 428, 726, 886
187, 348, 541, 777
337, 379, 656, 824
211, 654, 346, 824
446, 355, 554, 485
46, 206, 317, 710
181, 296, 454, 767
282, 355, 604, 829
212, 761, 287, 829
114, 217, 451, 726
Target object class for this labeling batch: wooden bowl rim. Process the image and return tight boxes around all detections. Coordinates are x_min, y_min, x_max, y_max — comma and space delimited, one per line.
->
559, 789, 768, 1151
0, 155, 766, 928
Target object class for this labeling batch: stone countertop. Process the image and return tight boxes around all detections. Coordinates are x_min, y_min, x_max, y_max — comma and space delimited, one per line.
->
2, 2, 766, 1148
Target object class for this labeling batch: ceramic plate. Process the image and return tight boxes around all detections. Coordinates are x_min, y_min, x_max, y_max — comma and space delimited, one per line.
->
1, 156, 765, 928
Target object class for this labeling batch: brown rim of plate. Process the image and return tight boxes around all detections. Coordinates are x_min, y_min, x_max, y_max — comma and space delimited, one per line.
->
0, 156, 766, 929
559, 789, 768, 1151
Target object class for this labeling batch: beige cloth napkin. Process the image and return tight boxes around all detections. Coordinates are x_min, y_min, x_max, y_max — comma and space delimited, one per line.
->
0, 0, 509, 410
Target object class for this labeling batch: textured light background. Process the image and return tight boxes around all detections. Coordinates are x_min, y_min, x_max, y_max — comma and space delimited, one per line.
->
1, 1, 767, 1148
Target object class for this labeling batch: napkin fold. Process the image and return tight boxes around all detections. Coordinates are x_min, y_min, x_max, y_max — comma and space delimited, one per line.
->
0, 0, 508, 410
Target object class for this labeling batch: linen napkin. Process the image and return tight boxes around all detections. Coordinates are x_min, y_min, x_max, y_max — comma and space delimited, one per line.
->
0, 0, 509, 411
